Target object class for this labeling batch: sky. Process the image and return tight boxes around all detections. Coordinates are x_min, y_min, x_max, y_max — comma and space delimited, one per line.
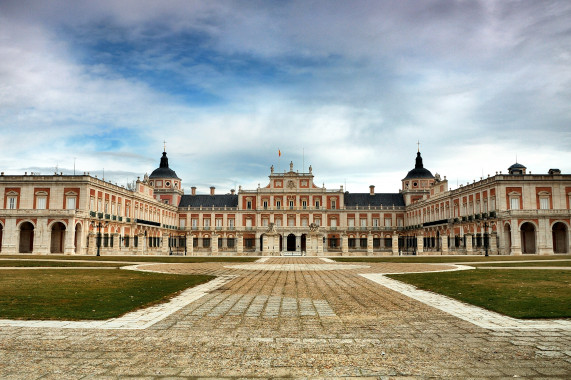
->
1, 0, 570, 194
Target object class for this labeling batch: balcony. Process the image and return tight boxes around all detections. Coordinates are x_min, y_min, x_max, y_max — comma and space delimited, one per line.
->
104, 214, 110, 220
112, 215, 117, 221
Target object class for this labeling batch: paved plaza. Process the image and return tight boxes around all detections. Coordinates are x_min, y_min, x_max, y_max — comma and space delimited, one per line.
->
0, 258, 570, 379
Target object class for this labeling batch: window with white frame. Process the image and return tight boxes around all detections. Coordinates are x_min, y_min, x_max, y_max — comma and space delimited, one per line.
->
275, 218, 282, 227
192, 219, 198, 228
66, 194, 77, 210
288, 217, 294, 227
348, 219, 355, 227
36, 196, 47, 209
263, 200, 268, 209
246, 218, 252, 228
510, 197, 520, 210
373, 219, 379, 227
315, 200, 320, 209
204, 218, 210, 228
216, 218, 222, 227
315, 218, 321, 226
302, 200, 307, 209
539, 197, 549, 210
7, 195, 17, 209
397, 219, 404, 227
289, 200, 294, 209
360, 219, 367, 227
384, 218, 392, 227
180, 219, 186, 228
330, 218, 337, 227
331, 200, 337, 209
301, 218, 308, 226
228, 219, 234, 228
90, 197, 95, 210
276, 200, 281, 209
246, 200, 252, 210
262, 218, 269, 227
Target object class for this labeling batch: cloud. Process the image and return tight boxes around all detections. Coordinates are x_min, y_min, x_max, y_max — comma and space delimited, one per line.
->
0, 0, 570, 194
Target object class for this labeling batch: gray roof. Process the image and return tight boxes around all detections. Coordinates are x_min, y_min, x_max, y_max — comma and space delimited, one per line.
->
178, 194, 238, 208
344, 192, 405, 207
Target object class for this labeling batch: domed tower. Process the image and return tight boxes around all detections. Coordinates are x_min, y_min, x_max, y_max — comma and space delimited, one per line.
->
401, 150, 435, 205
148, 151, 183, 206
508, 162, 527, 175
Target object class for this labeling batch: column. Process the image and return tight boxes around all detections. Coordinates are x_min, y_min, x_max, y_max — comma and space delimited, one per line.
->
64, 221, 76, 255
237, 234, 244, 254
510, 219, 522, 255
317, 234, 324, 255
537, 219, 552, 255
35, 219, 50, 254
367, 233, 373, 255
255, 232, 261, 252
211, 233, 219, 255
416, 233, 424, 254
138, 233, 145, 255
490, 232, 498, 255
263, 234, 269, 255
186, 234, 193, 256
341, 233, 348, 255
87, 233, 96, 255
465, 233, 473, 254
392, 233, 399, 256
161, 233, 169, 255
296, 235, 301, 254
441, 234, 448, 254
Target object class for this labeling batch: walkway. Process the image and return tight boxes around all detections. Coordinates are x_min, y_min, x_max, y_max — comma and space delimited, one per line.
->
0, 257, 569, 378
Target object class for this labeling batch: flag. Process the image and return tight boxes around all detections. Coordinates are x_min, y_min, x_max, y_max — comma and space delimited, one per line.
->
278, 149, 281, 157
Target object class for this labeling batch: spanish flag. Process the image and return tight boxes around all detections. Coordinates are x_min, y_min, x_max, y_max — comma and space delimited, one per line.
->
278, 149, 281, 157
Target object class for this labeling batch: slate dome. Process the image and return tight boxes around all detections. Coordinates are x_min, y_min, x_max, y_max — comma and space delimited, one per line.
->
149, 152, 180, 179
403, 152, 434, 180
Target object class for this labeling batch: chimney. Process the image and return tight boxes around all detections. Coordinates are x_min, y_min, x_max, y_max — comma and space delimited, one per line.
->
191, 186, 196, 196
369, 185, 375, 195
210, 186, 215, 196
230, 189, 235, 195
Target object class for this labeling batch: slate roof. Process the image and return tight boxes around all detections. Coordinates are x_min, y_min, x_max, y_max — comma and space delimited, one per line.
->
178, 194, 238, 208
344, 192, 405, 207
149, 152, 180, 179
508, 163, 526, 170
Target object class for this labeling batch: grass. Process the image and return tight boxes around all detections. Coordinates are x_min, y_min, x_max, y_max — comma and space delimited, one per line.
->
388, 269, 571, 318
0, 255, 258, 263
473, 261, 571, 267
0, 260, 125, 267
0, 269, 214, 320
333, 255, 571, 264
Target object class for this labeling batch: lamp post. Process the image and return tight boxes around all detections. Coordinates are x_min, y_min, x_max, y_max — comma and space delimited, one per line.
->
91, 215, 109, 256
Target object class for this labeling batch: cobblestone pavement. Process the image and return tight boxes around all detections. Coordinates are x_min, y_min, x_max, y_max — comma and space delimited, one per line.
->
0, 257, 570, 379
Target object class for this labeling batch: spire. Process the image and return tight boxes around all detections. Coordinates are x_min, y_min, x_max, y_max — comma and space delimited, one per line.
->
160, 151, 169, 168
415, 151, 424, 169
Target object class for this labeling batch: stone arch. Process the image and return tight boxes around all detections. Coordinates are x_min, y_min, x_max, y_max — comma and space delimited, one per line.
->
503, 222, 512, 254
552, 222, 568, 254
75, 222, 82, 254
50, 221, 66, 253
520, 222, 536, 254
19, 221, 35, 253
286, 233, 296, 252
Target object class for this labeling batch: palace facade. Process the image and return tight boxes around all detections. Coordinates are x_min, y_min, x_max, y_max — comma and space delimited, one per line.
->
0, 150, 569, 256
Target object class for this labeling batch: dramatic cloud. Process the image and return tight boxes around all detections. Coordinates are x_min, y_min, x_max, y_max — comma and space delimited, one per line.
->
0, 0, 570, 193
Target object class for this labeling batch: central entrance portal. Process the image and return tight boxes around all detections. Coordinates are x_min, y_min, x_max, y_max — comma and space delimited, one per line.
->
286, 234, 296, 251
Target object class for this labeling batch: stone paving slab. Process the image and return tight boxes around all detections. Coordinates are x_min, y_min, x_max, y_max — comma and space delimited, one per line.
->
0, 258, 570, 378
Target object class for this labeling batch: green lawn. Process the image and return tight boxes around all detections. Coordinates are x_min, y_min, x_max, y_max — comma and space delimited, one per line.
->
388, 269, 571, 318
0, 260, 125, 267
334, 255, 571, 264
473, 261, 571, 267
0, 270, 214, 320
0, 255, 258, 263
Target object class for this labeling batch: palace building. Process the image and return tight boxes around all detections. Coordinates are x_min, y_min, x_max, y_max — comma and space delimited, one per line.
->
0, 150, 569, 256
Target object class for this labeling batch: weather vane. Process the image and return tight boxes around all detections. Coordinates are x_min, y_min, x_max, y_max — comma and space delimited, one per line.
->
163, 140, 167, 152
417, 140, 420, 152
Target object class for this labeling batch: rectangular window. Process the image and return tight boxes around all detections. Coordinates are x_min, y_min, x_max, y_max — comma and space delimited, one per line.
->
302, 218, 308, 227
348, 219, 355, 227
397, 219, 403, 227
288, 218, 294, 227
66, 197, 76, 210
510, 198, 519, 210
262, 218, 269, 227
247, 201, 252, 210
263, 201, 268, 209
229, 219, 235, 228
203, 238, 211, 248
246, 219, 252, 228
204, 219, 210, 228
90, 197, 95, 210
216, 218, 222, 227
373, 219, 379, 227
8, 196, 16, 209
276, 219, 282, 227
315, 219, 321, 226
36, 196, 47, 210
330, 219, 337, 227
360, 219, 367, 227
276, 201, 281, 209
302, 200, 307, 209
539, 197, 549, 210
315, 201, 320, 209
180, 219, 186, 228
384, 218, 392, 227
289, 200, 294, 209
331, 200, 336, 209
